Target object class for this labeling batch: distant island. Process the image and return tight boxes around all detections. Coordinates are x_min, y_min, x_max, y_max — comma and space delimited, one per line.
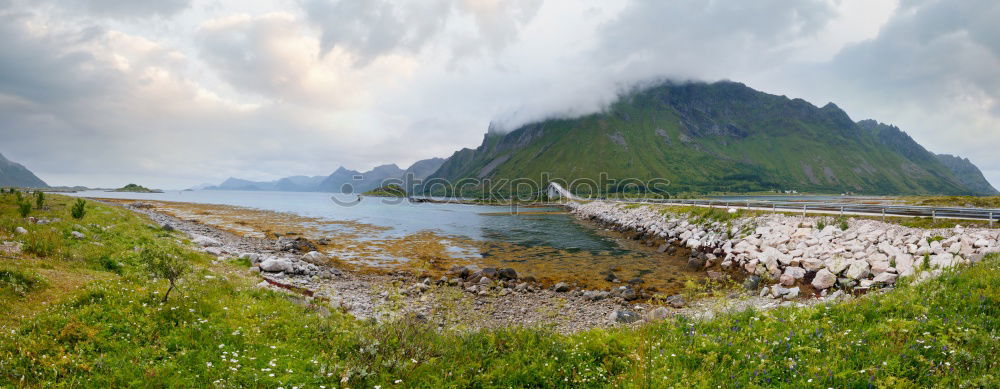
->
111, 183, 162, 193
363, 184, 407, 197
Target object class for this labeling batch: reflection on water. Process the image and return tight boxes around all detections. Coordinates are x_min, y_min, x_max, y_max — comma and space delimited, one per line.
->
74, 190, 704, 292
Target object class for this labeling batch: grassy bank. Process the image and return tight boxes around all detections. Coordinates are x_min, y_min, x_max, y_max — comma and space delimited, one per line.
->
0, 194, 997, 387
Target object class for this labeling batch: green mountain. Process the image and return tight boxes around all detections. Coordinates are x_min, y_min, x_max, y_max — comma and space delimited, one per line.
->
934, 154, 998, 195
427, 81, 989, 196
0, 153, 48, 188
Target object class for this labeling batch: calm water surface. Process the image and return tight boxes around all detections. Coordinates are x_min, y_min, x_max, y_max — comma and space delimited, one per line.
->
70, 190, 628, 253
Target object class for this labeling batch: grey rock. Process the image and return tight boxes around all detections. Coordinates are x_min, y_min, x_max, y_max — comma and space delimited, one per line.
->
161, 223, 176, 232
665, 294, 686, 308
300, 251, 328, 265
782, 287, 800, 299
553, 282, 571, 292
811, 269, 837, 290
192, 235, 221, 247
621, 287, 638, 301
646, 306, 670, 321
14, 226, 27, 235
687, 256, 706, 270
71, 231, 85, 240
608, 309, 641, 324
497, 268, 518, 280
259, 257, 292, 273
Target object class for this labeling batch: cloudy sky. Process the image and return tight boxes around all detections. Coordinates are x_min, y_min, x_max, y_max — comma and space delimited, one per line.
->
0, 0, 997, 189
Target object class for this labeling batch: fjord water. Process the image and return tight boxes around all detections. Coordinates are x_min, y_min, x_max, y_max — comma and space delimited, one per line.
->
70, 190, 628, 253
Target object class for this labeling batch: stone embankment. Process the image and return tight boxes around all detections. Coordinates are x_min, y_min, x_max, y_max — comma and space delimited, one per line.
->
569, 201, 999, 299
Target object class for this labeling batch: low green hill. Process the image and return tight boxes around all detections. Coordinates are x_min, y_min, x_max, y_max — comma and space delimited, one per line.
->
363, 184, 407, 197
427, 81, 989, 197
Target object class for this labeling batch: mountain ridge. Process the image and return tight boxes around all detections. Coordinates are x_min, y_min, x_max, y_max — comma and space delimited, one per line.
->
0, 153, 48, 188
426, 81, 993, 196
205, 158, 445, 193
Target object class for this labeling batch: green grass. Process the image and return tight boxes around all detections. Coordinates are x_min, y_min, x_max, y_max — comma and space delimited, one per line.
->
908, 196, 1000, 208
0, 267, 46, 297
0, 194, 997, 387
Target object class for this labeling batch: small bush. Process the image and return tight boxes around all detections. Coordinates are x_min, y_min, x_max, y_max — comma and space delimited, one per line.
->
23, 229, 61, 257
17, 201, 31, 218
0, 268, 46, 296
98, 255, 123, 274
71, 199, 87, 220
142, 245, 190, 302
34, 191, 45, 209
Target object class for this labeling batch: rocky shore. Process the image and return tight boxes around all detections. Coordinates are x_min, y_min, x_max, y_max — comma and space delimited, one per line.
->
570, 201, 999, 300
103, 198, 990, 333
119, 202, 748, 332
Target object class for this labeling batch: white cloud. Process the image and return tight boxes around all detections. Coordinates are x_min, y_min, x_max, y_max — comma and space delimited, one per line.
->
0, 0, 996, 190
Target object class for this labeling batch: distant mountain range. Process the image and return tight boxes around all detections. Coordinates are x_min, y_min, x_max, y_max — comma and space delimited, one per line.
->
203, 158, 445, 193
0, 153, 48, 188
427, 81, 997, 196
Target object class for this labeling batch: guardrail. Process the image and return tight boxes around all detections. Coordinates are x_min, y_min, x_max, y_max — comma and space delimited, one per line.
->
599, 197, 1000, 226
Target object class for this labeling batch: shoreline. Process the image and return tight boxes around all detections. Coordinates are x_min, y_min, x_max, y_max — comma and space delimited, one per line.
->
568, 201, 999, 300
101, 198, 828, 332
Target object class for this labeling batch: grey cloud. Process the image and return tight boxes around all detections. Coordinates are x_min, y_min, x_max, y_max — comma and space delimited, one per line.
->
74, 0, 192, 19
593, 0, 836, 82
767, 0, 1000, 185
301, 0, 541, 65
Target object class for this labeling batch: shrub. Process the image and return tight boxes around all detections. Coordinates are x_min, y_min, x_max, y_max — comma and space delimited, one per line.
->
71, 199, 87, 220
34, 191, 44, 209
17, 201, 31, 218
142, 245, 190, 302
23, 229, 60, 257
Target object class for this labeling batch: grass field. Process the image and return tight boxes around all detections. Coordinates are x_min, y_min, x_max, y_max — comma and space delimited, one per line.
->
0, 193, 997, 387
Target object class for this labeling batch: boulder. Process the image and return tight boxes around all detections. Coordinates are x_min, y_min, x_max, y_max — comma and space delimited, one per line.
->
608, 309, 641, 324
300, 251, 328, 265
14, 227, 27, 235
70, 231, 86, 240
161, 223, 176, 232
259, 257, 292, 273
646, 307, 670, 321
552, 282, 571, 292
801, 257, 824, 272
665, 294, 686, 308
686, 256, 706, 270
783, 287, 800, 299
845, 260, 870, 280
825, 256, 850, 275
779, 274, 795, 287
497, 268, 518, 280
872, 272, 898, 285
583, 290, 610, 301
192, 235, 222, 247
621, 287, 639, 301
783, 266, 806, 280
811, 269, 837, 290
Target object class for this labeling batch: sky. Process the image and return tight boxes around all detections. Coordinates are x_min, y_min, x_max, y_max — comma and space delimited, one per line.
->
0, 0, 997, 189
